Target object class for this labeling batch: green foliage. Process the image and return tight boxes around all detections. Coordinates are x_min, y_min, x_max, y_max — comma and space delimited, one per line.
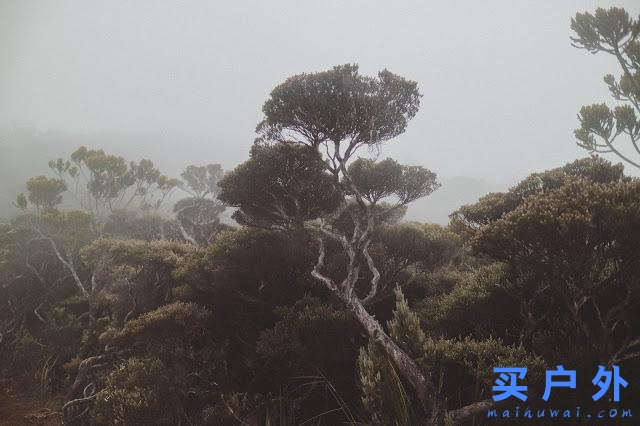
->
6, 45, 640, 424
420, 337, 545, 386
571, 7, 639, 53
472, 178, 640, 364
173, 197, 226, 245
94, 357, 184, 425
358, 341, 413, 426
49, 146, 178, 214
0, 216, 87, 388
419, 263, 514, 339
180, 164, 224, 198
218, 143, 342, 229
14, 193, 27, 210
102, 301, 211, 349
256, 297, 361, 382
255, 298, 363, 424
10, 329, 48, 375
348, 158, 440, 205
94, 303, 221, 425
40, 209, 97, 247
329, 200, 408, 238
227, 66, 442, 424
450, 156, 626, 236
360, 287, 544, 424
177, 228, 316, 302
23, 175, 67, 211
257, 64, 421, 148
82, 237, 194, 269
82, 238, 196, 319
377, 223, 460, 273
388, 288, 426, 359
102, 209, 181, 241
173, 164, 227, 245
570, 7, 640, 168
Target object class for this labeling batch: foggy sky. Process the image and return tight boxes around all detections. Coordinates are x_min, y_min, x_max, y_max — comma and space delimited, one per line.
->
2, 0, 639, 222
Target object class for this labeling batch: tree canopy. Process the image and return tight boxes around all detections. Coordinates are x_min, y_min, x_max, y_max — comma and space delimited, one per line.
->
571, 7, 640, 169
4, 20, 640, 423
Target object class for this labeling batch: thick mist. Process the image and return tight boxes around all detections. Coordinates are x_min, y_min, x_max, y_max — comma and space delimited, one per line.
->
1, 0, 639, 222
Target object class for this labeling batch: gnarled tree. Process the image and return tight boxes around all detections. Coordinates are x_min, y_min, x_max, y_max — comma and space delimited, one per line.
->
220, 64, 491, 423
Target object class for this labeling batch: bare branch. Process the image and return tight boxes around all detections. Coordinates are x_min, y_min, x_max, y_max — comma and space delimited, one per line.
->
310, 237, 338, 292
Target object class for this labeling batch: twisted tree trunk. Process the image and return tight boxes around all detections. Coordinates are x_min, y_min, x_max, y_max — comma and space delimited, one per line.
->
310, 234, 498, 425
346, 293, 437, 420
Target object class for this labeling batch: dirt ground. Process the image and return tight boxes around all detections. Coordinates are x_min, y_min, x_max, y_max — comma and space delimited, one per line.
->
0, 382, 61, 426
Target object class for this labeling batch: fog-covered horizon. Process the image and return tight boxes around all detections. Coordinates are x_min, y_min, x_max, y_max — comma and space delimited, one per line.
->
2, 0, 640, 222
0, 126, 507, 223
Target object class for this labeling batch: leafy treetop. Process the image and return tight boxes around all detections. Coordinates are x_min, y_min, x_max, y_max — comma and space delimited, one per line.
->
571, 7, 640, 168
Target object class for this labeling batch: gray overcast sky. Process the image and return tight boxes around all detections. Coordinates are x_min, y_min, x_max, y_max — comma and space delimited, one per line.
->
1, 0, 639, 221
